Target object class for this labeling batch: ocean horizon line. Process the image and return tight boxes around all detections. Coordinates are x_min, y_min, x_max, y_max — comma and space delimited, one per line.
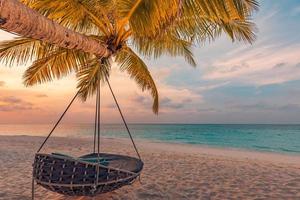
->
1, 122, 300, 125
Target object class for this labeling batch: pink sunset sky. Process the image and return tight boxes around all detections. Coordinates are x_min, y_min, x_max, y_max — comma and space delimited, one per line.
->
1, 0, 300, 124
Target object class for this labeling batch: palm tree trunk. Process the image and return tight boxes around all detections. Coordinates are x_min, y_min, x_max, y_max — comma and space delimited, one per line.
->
0, 0, 111, 57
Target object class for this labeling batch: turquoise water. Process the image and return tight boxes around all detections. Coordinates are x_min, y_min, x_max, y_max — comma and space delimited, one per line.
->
1, 124, 300, 155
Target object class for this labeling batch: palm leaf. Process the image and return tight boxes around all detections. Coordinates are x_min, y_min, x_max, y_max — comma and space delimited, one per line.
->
117, 0, 181, 37
116, 47, 159, 113
217, 19, 256, 43
23, 49, 92, 86
128, 0, 258, 44
23, 0, 112, 34
0, 37, 51, 67
76, 58, 111, 100
133, 32, 196, 67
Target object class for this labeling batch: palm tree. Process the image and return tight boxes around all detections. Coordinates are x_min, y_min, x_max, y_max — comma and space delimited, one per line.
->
0, 0, 258, 114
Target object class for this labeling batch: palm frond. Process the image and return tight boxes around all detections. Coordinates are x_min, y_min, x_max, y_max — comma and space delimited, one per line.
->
183, 0, 258, 43
23, 0, 112, 35
0, 37, 51, 67
128, 0, 258, 44
117, 0, 181, 36
116, 47, 159, 113
76, 58, 111, 100
23, 49, 92, 86
117, 0, 143, 30
216, 19, 256, 43
133, 32, 196, 67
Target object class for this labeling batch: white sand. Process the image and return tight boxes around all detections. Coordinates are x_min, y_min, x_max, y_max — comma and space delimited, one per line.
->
0, 135, 300, 200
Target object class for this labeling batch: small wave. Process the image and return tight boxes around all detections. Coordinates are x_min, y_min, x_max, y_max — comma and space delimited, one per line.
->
279, 148, 300, 153
252, 145, 272, 149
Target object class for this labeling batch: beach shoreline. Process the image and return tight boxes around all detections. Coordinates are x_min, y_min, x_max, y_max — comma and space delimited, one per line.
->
3, 133, 300, 162
0, 135, 299, 199
1, 123, 300, 156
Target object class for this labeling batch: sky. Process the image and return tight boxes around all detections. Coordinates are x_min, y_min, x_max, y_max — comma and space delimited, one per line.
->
1, 0, 300, 124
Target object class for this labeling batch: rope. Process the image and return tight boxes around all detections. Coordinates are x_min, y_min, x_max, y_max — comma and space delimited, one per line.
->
93, 86, 99, 153
33, 91, 78, 199
94, 80, 101, 194
104, 75, 142, 160
36, 91, 79, 153
97, 82, 100, 155
31, 176, 35, 200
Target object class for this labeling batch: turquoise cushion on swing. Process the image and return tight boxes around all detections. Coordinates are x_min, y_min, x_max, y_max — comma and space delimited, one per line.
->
79, 157, 109, 166
52, 152, 73, 158
52, 153, 109, 166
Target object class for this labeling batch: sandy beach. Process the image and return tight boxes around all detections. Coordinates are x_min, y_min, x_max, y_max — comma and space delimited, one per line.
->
0, 135, 300, 200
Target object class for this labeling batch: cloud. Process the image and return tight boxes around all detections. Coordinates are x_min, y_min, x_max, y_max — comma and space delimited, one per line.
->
273, 62, 286, 69
229, 102, 300, 112
196, 82, 230, 92
203, 43, 300, 86
1, 96, 23, 103
132, 95, 146, 104
132, 95, 197, 111
0, 81, 5, 87
35, 94, 48, 98
106, 103, 116, 109
292, 6, 300, 15
0, 96, 35, 112
160, 97, 185, 109
197, 107, 220, 113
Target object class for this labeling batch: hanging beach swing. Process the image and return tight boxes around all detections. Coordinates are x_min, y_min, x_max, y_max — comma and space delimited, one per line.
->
31, 76, 143, 199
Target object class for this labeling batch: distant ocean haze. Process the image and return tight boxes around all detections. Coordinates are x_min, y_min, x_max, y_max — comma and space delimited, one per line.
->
0, 124, 300, 155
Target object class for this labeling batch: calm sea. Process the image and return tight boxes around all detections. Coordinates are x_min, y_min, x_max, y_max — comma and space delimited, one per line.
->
0, 124, 300, 155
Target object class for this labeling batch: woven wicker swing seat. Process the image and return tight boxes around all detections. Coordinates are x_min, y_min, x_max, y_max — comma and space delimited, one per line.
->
33, 153, 143, 196
31, 77, 143, 199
